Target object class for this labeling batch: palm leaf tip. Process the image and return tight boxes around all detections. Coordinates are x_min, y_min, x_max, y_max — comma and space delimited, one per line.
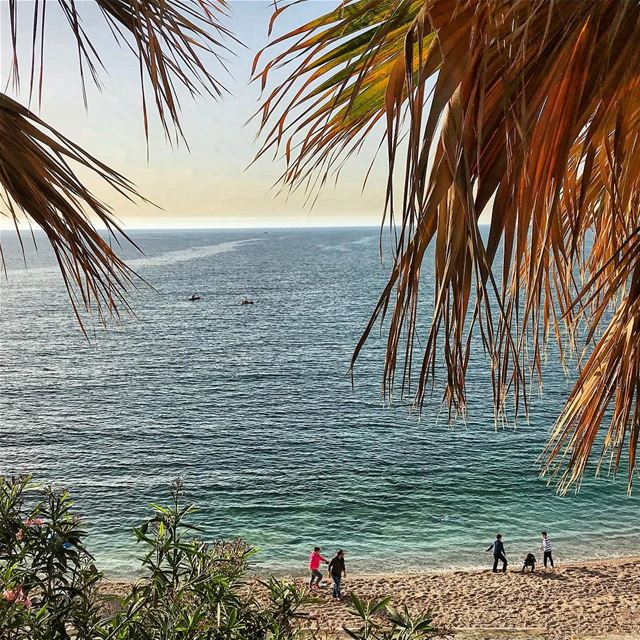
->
256, 0, 640, 491
8, 0, 238, 138
94, 0, 238, 137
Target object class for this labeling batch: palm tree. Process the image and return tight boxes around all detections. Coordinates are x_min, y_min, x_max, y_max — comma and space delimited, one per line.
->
1, 0, 233, 323
254, 0, 640, 492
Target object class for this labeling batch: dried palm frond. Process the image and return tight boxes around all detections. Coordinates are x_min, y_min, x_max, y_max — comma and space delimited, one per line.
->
2, 0, 234, 321
255, 0, 640, 491
0, 94, 140, 324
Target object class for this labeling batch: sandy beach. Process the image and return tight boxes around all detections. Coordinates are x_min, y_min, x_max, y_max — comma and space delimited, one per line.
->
101, 557, 640, 640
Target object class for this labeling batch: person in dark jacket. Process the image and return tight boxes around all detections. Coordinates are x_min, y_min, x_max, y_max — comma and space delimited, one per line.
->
327, 550, 346, 598
521, 552, 537, 573
486, 534, 508, 572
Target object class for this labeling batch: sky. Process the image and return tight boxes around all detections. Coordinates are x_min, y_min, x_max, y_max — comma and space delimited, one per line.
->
1, 1, 391, 229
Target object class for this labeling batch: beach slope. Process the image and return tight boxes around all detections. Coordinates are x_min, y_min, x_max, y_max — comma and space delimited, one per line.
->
302, 557, 640, 639
102, 557, 640, 639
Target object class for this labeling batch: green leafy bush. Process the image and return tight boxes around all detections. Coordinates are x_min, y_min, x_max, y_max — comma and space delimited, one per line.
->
103, 479, 310, 640
345, 594, 439, 640
0, 475, 103, 639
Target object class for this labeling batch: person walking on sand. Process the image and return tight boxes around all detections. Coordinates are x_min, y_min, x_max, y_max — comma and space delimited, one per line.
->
328, 549, 346, 599
541, 531, 554, 568
308, 546, 328, 588
486, 533, 508, 573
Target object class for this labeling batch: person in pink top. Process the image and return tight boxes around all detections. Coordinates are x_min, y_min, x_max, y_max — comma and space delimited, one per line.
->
308, 546, 328, 588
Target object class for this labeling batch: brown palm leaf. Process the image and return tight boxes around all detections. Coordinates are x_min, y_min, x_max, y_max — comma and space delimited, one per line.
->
255, 0, 640, 491
2, 0, 234, 322
0, 94, 139, 323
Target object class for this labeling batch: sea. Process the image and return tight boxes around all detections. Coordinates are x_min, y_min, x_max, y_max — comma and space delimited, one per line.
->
1, 227, 639, 578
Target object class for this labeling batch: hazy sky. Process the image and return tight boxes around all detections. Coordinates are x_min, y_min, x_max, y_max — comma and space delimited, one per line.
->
1, 1, 390, 229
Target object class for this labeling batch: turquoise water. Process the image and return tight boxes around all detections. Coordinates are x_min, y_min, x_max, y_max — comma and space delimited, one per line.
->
1, 228, 639, 577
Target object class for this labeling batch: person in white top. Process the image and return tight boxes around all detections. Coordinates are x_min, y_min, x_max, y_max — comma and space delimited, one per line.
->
540, 531, 554, 568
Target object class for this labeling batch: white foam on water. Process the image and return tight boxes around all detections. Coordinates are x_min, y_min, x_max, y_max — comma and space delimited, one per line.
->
348, 235, 376, 245
128, 238, 262, 269
2, 238, 262, 276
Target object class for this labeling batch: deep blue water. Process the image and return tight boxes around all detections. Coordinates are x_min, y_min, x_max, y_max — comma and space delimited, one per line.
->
1, 228, 638, 577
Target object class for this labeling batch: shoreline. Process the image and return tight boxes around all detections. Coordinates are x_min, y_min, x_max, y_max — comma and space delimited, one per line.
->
98, 550, 640, 581
101, 555, 640, 639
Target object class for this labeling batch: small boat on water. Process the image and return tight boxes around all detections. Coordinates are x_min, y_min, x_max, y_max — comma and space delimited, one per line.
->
240, 297, 254, 305
189, 294, 202, 301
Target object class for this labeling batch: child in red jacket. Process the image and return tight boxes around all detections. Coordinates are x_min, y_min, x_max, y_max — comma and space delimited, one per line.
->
308, 546, 328, 588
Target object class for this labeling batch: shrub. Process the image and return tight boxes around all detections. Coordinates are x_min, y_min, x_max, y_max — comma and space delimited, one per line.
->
102, 479, 310, 640
0, 475, 103, 639
343, 594, 439, 640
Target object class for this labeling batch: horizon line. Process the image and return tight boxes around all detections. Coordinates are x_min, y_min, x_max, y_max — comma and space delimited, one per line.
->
2, 222, 492, 232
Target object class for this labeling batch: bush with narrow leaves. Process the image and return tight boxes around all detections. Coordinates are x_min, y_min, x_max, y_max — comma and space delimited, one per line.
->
344, 594, 440, 640
0, 475, 103, 639
102, 479, 311, 640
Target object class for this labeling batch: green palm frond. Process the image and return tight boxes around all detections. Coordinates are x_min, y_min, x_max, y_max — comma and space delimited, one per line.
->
253, 0, 426, 198
256, 0, 640, 492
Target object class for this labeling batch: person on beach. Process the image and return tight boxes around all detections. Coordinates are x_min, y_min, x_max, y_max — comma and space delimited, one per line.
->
521, 552, 537, 573
308, 546, 328, 588
328, 549, 346, 599
486, 533, 508, 572
541, 531, 554, 568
